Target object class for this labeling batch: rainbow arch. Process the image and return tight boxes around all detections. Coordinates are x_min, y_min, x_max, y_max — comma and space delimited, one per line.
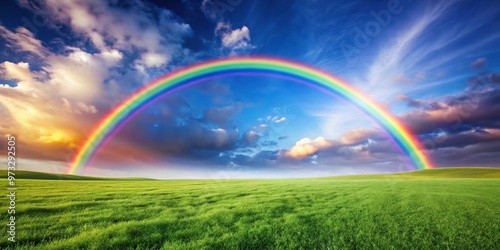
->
69, 57, 433, 174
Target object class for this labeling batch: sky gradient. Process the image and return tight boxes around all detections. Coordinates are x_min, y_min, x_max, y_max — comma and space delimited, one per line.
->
1, 0, 499, 178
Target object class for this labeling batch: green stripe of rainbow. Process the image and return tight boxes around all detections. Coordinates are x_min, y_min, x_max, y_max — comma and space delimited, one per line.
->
69, 57, 433, 174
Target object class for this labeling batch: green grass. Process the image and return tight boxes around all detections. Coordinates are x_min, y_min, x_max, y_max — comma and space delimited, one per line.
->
1, 168, 499, 249
319, 167, 500, 179
0, 170, 153, 181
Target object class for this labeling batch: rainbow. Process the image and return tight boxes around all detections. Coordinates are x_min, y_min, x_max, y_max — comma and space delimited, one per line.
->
69, 57, 433, 174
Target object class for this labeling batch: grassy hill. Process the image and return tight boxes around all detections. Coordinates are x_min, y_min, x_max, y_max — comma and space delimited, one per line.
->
319, 167, 500, 180
2, 167, 498, 181
0, 170, 152, 180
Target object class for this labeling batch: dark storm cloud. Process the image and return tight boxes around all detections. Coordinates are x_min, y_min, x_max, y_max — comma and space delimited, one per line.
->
105, 93, 282, 165
115, 98, 241, 159
430, 140, 500, 167
400, 87, 500, 135
270, 83, 500, 169
396, 81, 500, 167
467, 72, 500, 89
426, 128, 500, 148
405, 98, 446, 110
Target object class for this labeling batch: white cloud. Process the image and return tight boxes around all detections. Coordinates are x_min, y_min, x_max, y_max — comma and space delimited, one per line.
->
0, 0, 198, 161
0, 0, 195, 141
272, 116, 287, 123
1, 61, 33, 83
333, 1, 500, 102
215, 21, 254, 51
222, 26, 253, 49
286, 136, 333, 159
261, 115, 287, 124
101, 49, 124, 65
62, 98, 98, 115
366, 1, 454, 94
0, 26, 47, 57
44, 47, 117, 101
0, 59, 97, 139
22, 0, 192, 67
215, 21, 231, 34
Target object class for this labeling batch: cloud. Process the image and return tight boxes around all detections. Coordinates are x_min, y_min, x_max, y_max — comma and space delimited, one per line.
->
0, 26, 47, 57
202, 103, 243, 127
221, 26, 252, 49
367, 1, 454, 89
1, 61, 34, 83
45, 47, 113, 101
352, 0, 500, 101
215, 21, 255, 51
114, 113, 242, 160
241, 124, 271, 146
19, 0, 192, 67
396, 85, 500, 167
242, 130, 260, 146
260, 115, 287, 124
431, 140, 500, 167
470, 58, 486, 69
62, 98, 97, 115
285, 136, 334, 159
400, 87, 500, 135
272, 116, 287, 123
0, 0, 194, 163
467, 72, 500, 89
430, 128, 500, 149
0, 59, 101, 156
339, 128, 384, 145
400, 96, 446, 110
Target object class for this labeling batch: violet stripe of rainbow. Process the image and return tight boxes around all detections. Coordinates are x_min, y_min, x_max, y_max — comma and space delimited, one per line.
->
69, 57, 433, 174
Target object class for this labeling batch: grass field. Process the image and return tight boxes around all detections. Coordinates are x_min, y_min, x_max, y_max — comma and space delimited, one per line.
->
1, 168, 499, 249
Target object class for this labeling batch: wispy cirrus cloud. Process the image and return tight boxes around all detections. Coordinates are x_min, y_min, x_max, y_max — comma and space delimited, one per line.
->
362, 0, 500, 99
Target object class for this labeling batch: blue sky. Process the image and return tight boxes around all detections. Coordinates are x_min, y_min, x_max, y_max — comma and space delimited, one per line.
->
0, 0, 499, 178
